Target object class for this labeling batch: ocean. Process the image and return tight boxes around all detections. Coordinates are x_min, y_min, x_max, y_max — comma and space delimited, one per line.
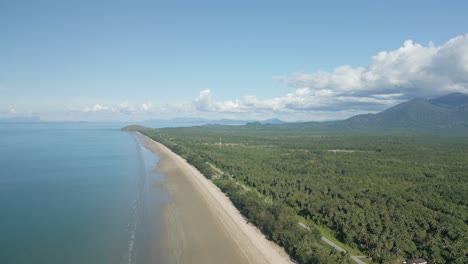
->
0, 122, 168, 264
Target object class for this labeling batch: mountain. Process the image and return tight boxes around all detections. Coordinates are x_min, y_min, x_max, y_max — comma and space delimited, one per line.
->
247, 93, 468, 131
430, 92, 468, 107
134, 93, 468, 131
261, 118, 287, 124
339, 93, 468, 130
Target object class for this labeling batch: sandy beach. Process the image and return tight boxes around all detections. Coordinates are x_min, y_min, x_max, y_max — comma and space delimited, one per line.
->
135, 132, 291, 264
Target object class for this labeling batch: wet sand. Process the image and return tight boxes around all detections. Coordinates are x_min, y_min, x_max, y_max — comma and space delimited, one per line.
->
135, 132, 291, 264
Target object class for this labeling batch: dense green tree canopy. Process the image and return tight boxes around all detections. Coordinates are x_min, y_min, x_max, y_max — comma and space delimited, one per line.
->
141, 126, 468, 264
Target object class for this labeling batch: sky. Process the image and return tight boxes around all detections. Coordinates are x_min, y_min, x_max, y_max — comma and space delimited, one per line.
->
1, 0, 468, 121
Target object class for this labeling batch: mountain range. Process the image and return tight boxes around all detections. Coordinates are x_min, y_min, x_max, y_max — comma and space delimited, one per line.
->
141, 117, 286, 127
339, 92, 468, 130
5, 93, 468, 131
261, 92, 468, 131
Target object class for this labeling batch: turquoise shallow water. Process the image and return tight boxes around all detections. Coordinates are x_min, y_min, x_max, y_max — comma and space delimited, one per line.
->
0, 123, 167, 264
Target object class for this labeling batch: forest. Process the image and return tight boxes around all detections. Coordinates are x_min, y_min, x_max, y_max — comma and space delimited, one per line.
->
138, 125, 468, 264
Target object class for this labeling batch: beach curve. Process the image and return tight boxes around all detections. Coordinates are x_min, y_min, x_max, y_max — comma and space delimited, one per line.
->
135, 132, 292, 264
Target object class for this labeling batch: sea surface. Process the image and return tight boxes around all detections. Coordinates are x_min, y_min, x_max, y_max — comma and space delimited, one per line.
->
0, 122, 168, 264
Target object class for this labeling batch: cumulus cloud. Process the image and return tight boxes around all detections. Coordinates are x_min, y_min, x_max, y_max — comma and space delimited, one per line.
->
82, 104, 115, 113
78, 101, 166, 120
191, 87, 399, 116
141, 103, 152, 111
193, 89, 246, 113
74, 34, 468, 121
279, 34, 468, 99
81, 102, 146, 115
193, 89, 213, 111
190, 34, 468, 120
117, 102, 136, 115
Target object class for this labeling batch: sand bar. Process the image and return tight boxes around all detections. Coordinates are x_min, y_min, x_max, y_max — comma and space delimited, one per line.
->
135, 132, 291, 264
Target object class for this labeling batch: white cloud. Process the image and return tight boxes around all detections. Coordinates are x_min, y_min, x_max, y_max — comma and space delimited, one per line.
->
81, 102, 141, 115
117, 102, 136, 115
192, 89, 246, 113
82, 104, 115, 113
190, 87, 399, 117
67, 34, 468, 121
9, 108, 16, 114
279, 34, 468, 99
187, 34, 468, 120
141, 103, 152, 111
193, 89, 213, 111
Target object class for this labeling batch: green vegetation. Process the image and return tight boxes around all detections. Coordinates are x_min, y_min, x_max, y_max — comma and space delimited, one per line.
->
121, 124, 148, 131
139, 125, 468, 263
262, 92, 468, 131
340, 93, 468, 130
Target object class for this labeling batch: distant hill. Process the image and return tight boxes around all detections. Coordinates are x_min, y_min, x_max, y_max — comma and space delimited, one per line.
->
339, 92, 468, 130
141, 117, 287, 127
142, 117, 249, 127
261, 118, 287, 124
246, 93, 468, 131
0, 116, 41, 123
130, 93, 468, 131
121, 125, 148, 131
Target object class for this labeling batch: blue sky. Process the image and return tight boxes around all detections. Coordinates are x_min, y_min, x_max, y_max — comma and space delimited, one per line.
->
1, 0, 468, 121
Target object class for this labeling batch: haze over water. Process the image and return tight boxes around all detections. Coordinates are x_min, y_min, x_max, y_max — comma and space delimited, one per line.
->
0, 123, 167, 264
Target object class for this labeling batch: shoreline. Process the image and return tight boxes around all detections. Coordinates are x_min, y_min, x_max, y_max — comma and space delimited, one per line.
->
134, 132, 291, 264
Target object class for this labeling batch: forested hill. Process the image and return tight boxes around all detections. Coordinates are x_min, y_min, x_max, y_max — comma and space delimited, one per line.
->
340, 92, 468, 130
260, 93, 468, 131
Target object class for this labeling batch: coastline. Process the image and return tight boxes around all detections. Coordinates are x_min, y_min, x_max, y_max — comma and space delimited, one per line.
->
134, 132, 291, 264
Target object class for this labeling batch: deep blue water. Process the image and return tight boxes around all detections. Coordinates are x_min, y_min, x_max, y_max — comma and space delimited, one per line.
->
0, 123, 167, 264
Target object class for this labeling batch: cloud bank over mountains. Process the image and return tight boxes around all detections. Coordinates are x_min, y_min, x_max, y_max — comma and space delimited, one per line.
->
190, 34, 468, 118
11, 34, 465, 121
